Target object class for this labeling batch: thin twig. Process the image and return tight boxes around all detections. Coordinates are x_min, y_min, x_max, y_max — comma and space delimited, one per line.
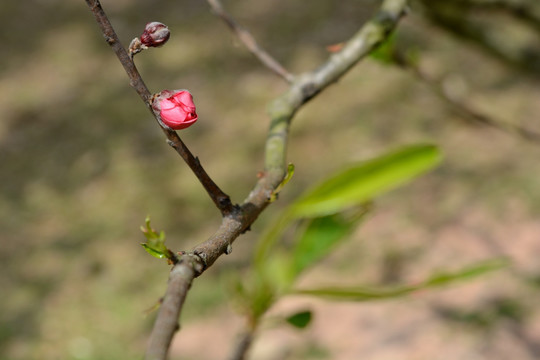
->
83, 0, 234, 216
393, 52, 540, 143
228, 327, 256, 360
206, 0, 295, 83
417, 0, 540, 75
144, 1, 408, 359
447, 0, 540, 33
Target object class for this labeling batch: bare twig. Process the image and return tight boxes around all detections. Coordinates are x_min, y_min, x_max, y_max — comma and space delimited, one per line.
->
83, 0, 234, 216
144, 1, 408, 359
445, 0, 540, 33
416, 0, 540, 75
393, 52, 540, 143
228, 327, 256, 360
206, 0, 295, 83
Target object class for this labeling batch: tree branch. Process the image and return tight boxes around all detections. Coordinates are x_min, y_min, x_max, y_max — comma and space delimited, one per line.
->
206, 0, 295, 83
393, 52, 540, 143
416, 0, 540, 75
445, 0, 540, 33
228, 327, 256, 360
144, 262, 198, 360
83, 0, 234, 216
144, 1, 408, 359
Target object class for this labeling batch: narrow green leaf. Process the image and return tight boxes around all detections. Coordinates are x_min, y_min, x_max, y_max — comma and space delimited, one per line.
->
291, 205, 370, 276
239, 271, 278, 321
290, 144, 442, 218
141, 243, 168, 259
424, 258, 510, 286
255, 145, 440, 270
370, 32, 397, 65
269, 163, 295, 203
258, 253, 297, 293
294, 286, 412, 301
293, 258, 509, 301
253, 213, 292, 269
404, 47, 420, 67
140, 216, 174, 261
285, 310, 313, 329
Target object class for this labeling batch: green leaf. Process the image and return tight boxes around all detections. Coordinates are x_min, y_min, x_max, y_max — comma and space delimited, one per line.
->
424, 258, 510, 286
294, 286, 411, 301
370, 32, 397, 65
141, 243, 168, 259
255, 144, 440, 276
253, 208, 369, 294
290, 144, 442, 218
269, 163, 295, 203
293, 258, 509, 301
285, 310, 312, 329
140, 216, 174, 261
291, 205, 370, 276
237, 271, 277, 321
404, 47, 420, 67
258, 252, 297, 293
253, 213, 292, 269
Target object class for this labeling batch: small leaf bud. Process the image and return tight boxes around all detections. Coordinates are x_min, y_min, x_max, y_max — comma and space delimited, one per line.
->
128, 21, 170, 58
140, 22, 170, 48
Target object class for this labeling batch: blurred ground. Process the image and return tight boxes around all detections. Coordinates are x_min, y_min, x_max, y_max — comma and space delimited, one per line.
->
1, 1, 540, 359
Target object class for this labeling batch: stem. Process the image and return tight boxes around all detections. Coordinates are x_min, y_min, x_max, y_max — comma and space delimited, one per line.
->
206, 0, 294, 83
145, 261, 197, 360
228, 327, 256, 360
83, 0, 234, 216
394, 51, 540, 143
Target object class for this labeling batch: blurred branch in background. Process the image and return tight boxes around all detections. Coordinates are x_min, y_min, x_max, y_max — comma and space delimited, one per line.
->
392, 51, 540, 143
415, 0, 540, 75
228, 329, 255, 360
465, 0, 540, 32
206, 0, 294, 83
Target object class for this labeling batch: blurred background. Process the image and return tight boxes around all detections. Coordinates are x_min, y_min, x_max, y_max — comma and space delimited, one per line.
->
1, 0, 540, 359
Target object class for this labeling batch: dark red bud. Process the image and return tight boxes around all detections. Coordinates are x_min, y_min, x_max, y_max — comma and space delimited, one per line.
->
140, 22, 170, 47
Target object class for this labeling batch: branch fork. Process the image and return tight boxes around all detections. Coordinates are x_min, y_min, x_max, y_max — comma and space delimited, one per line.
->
83, 0, 408, 359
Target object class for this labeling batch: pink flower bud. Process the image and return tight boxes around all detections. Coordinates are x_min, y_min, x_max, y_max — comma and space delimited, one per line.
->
140, 22, 170, 48
152, 90, 198, 130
